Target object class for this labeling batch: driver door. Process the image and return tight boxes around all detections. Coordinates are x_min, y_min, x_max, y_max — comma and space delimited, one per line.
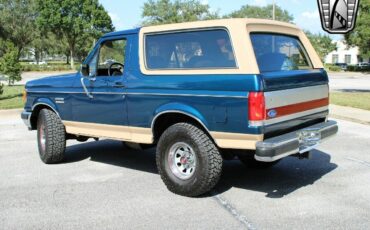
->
72, 37, 129, 127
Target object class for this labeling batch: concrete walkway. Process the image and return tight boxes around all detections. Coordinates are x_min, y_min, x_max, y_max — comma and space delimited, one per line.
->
329, 104, 370, 125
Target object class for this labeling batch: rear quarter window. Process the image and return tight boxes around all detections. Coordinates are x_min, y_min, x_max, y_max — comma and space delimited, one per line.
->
250, 33, 313, 73
144, 29, 237, 70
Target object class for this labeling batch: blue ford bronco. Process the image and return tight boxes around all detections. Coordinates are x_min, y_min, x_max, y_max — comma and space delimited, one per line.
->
22, 19, 338, 196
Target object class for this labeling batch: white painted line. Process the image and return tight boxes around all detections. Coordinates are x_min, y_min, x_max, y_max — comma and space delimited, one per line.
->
345, 157, 370, 168
212, 191, 257, 230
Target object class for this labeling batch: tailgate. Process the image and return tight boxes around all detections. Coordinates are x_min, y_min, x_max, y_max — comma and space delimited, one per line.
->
262, 83, 329, 137
249, 32, 329, 136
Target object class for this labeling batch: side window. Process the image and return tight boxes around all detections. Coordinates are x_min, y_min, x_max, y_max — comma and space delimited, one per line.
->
90, 39, 126, 77
145, 29, 236, 69
89, 52, 98, 76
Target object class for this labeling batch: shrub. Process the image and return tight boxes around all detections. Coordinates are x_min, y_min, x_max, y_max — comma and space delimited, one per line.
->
20, 62, 77, 72
324, 64, 341, 72
0, 41, 22, 85
347, 65, 370, 72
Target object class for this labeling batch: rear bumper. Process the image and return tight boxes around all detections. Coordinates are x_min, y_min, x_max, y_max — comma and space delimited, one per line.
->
255, 120, 338, 162
21, 111, 32, 129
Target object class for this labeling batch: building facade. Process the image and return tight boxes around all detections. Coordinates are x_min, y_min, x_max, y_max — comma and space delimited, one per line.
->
325, 40, 369, 65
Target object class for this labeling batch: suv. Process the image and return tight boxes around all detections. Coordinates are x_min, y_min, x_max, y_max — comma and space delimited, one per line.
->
21, 19, 338, 197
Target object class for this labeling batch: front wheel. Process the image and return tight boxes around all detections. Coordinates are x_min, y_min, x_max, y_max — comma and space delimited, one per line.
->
156, 123, 222, 197
37, 109, 66, 164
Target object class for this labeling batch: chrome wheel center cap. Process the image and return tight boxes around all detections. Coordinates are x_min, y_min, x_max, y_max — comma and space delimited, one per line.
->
168, 142, 197, 180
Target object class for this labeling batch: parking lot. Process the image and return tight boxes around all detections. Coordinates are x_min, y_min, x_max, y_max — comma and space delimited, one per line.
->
0, 111, 369, 229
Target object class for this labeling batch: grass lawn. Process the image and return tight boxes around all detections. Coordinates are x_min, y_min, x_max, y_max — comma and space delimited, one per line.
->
330, 92, 370, 111
0, 85, 25, 110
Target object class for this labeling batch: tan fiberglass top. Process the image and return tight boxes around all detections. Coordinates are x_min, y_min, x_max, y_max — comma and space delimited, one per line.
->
139, 18, 324, 75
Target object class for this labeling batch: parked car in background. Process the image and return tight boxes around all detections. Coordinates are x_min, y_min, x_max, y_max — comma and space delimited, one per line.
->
358, 62, 369, 69
335, 63, 348, 71
21, 19, 338, 197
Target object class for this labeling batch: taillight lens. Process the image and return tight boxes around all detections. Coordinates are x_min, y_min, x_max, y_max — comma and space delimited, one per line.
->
248, 92, 265, 121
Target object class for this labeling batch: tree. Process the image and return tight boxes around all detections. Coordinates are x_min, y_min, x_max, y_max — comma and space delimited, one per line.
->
36, 0, 114, 69
0, 40, 22, 85
0, 83, 3, 95
345, 0, 370, 59
142, 0, 219, 26
305, 31, 336, 62
0, 0, 38, 59
225, 4, 293, 22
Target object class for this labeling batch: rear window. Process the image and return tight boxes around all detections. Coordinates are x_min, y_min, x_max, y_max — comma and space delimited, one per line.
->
144, 29, 237, 70
250, 33, 313, 73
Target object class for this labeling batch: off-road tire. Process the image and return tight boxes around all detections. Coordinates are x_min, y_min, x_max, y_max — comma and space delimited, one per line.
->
156, 123, 222, 197
238, 154, 279, 169
37, 109, 66, 164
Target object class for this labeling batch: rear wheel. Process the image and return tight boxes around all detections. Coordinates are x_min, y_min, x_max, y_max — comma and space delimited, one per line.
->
156, 123, 222, 197
37, 109, 66, 164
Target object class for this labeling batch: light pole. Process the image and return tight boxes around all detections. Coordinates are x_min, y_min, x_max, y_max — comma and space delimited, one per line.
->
272, 0, 276, 20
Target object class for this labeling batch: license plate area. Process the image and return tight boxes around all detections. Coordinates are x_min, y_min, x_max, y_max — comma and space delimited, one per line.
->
297, 128, 321, 153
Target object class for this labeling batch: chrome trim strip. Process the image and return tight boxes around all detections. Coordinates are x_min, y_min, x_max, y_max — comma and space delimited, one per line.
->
264, 85, 328, 109
249, 106, 329, 127
27, 91, 248, 98
151, 110, 210, 133
125, 92, 247, 98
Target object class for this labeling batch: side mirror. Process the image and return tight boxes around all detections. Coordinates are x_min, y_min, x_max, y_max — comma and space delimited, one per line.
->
81, 64, 89, 77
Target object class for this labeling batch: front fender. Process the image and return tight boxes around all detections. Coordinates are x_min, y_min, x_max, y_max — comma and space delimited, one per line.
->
31, 97, 60, 117
151, 102, 209, 130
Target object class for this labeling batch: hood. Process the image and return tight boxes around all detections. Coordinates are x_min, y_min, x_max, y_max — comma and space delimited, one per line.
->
26, 72, 78, 90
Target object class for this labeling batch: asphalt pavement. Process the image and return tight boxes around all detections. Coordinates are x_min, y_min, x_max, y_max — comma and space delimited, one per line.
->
0, 112, 369, 229
328, 72, 370, 92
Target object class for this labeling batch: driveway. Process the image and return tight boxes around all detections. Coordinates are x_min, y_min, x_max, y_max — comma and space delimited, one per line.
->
0, 112, 369, 229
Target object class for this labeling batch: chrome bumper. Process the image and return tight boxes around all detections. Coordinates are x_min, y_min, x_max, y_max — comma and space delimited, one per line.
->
255, 120, 338, 162
21, 111, 32, 129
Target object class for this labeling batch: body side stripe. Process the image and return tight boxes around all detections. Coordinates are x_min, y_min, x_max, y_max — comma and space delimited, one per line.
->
63, 120, 262, 150
267, 98, 329, 119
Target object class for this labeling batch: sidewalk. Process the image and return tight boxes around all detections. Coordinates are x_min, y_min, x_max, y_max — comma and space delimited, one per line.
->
329, 104, 370, 125
0, 109, 22, 120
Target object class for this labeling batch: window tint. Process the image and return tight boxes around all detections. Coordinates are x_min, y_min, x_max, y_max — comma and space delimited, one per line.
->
250, 33, 312, 73
89, 39, 126, 77
145, 29, 236, 69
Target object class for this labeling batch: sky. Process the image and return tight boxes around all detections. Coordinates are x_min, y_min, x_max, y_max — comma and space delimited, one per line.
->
99, 0, 340, 39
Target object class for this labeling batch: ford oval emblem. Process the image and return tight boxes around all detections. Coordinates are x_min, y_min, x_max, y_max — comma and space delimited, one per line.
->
267, 109, 277, 118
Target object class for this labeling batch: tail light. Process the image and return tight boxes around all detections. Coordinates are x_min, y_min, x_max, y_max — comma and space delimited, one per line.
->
248, 92, 265, 121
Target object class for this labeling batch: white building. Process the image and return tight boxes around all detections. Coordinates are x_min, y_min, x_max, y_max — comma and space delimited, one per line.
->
325, 40, 369, 65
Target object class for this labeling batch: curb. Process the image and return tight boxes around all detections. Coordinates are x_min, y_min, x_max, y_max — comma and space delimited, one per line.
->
330, 114, 370, 126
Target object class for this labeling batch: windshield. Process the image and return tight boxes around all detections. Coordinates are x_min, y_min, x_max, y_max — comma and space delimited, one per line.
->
250, 33, 313, 73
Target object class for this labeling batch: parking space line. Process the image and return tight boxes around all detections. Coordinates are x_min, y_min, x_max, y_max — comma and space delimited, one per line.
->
211, 191, 256, 230
345, 157, 370, 168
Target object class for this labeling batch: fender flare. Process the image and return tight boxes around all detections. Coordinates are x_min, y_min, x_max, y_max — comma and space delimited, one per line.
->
29, 98, 61, 129
151, 102, 210, 133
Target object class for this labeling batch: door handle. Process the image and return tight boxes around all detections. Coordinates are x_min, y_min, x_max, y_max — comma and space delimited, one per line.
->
112, 81, 125, 88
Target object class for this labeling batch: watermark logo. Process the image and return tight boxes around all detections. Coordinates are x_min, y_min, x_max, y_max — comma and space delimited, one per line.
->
317, 0, 360, 34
